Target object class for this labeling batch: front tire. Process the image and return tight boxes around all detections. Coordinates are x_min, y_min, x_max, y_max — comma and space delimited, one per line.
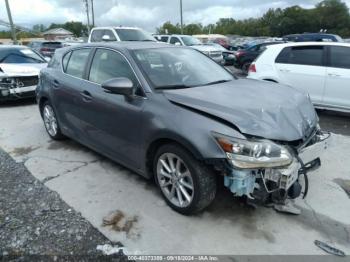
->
41, 101, 65, 140
154, 144, 217, 215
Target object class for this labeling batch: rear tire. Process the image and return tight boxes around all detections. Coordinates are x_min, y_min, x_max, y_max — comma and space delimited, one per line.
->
41, 101, 65, 140
153, 143, 217, 215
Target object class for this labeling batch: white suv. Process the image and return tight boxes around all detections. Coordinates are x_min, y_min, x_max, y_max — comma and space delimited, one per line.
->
248, 42, 350, 113
88, 27, 156, 43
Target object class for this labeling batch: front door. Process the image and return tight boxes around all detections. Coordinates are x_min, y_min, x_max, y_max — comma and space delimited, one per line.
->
78, 48, 146, 168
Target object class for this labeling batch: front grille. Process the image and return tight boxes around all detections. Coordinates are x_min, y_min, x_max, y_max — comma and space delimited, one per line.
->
15, 76, 38, 87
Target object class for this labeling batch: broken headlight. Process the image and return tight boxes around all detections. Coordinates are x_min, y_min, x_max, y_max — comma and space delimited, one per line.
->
215, 134, 292, 169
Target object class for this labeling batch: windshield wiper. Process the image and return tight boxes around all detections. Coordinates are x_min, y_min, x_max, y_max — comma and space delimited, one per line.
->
156, 84, 192, 90
202, 79, 231, 86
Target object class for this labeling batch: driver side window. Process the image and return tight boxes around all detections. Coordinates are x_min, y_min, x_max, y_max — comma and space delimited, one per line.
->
89, 49, 142, 94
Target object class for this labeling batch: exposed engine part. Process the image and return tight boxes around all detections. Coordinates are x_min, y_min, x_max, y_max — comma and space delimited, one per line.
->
225, 160, 302, 207
224, 169, 256, 198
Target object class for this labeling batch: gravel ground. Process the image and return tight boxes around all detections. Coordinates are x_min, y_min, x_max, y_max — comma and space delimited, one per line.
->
0, 148, 127, 261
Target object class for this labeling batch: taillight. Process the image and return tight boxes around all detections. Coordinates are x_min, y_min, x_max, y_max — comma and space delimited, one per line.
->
235, 51, 246, 57
248, 63, 256, 73
40, 48, 50, 52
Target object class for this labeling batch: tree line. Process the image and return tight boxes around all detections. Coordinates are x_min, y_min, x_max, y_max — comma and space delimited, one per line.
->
157, 0, 350, 37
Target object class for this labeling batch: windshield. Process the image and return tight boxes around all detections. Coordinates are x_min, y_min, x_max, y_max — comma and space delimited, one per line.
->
114, 28, 156, 41
133, 48, 234, 89
181, 36, 202, 46
0, 48, 46, 64
42, 42, 63, 49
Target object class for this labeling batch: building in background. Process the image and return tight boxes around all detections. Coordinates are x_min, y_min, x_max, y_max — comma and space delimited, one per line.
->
42, 28, 74, 40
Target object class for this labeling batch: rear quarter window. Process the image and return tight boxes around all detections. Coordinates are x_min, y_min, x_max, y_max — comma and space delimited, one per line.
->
275, 46, 324, 66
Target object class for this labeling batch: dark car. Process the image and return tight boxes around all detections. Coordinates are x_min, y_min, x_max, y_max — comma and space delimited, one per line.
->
234, 42, 283, 73
28, 41, 63, 58
37, 42, 329, 215
283, 33, 343, 42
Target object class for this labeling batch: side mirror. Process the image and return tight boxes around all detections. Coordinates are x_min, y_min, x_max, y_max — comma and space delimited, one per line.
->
174, 42, 181, 46
102, 35, 111, 41
102, 77, 134, 96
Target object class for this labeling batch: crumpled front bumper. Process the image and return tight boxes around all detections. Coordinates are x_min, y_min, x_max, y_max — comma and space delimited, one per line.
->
298, 131, 331, 165
223, 130, 331, 201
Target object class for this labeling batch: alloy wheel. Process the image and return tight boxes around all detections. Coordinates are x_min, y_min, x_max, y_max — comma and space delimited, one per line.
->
156, 153, 194, 208
43, 104, 58, 137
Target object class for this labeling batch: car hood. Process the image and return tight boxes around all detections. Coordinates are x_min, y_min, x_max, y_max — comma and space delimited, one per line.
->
163, 79, 318, 141
0, 63, 47, 77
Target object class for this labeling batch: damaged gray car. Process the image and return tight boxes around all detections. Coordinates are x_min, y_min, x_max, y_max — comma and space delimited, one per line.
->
37, 42, 330, 215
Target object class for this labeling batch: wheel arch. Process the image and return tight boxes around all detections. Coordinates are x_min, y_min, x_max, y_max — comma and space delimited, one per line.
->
38, 96, 49, 117
145, 135, 204, 179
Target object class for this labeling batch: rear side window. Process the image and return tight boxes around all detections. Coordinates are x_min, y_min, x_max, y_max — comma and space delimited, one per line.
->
275, 46, 324, 66
160, 36, 169, 42
329, 46, 350, 69
65, 49, 90, 78
170, 37, 181, 45
103, 30, 116, 41
90, 30, 105, 42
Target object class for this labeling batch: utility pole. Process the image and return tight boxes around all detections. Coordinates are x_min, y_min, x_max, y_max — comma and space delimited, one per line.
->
90, 0, 95, 28
83, 0, 91, 34
5, 0, 17, 44
180, 0, 183, 34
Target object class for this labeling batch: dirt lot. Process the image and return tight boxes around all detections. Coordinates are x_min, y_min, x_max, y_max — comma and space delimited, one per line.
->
0, 98, 349, 256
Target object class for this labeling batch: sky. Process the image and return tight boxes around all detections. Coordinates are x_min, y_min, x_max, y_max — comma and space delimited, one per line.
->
1, 0, 350, 33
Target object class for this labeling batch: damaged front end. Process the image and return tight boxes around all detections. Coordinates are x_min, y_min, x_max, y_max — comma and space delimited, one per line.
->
214, 128, 330, 211
0, 75, 39, 101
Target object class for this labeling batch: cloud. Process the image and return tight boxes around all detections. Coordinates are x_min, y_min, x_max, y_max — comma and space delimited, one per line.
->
0, 0, 349, 32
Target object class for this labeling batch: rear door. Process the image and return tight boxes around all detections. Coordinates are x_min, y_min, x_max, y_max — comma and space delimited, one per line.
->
78, 48, 146, 168
50, 48, 92, 139
274, 45, 326, 104
323, 45, 350, 110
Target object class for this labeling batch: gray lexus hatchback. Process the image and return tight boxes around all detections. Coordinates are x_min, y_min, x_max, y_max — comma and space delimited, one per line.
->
37, 42, 330, 215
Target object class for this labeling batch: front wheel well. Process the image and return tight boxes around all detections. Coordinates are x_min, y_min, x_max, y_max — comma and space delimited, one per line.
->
263, 79, 278, 83
39, 97, 49, 117
145, 138, 201, 178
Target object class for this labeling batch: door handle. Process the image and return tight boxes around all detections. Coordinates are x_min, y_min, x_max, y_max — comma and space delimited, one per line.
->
81, 90, 92, 102
328, 73, 341, 77
52, 79, 60, 89
279, 69, 291, 73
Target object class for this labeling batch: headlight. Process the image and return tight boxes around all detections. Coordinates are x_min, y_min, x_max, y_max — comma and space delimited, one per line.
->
214, 134, 292, 169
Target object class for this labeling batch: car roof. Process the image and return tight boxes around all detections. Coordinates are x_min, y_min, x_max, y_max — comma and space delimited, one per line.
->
58, 41, 172, 52
270, 42, 350, 49
92, 26, 141, 30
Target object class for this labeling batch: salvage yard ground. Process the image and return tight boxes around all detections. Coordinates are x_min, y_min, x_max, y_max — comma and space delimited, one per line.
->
0, 97, 350, 255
